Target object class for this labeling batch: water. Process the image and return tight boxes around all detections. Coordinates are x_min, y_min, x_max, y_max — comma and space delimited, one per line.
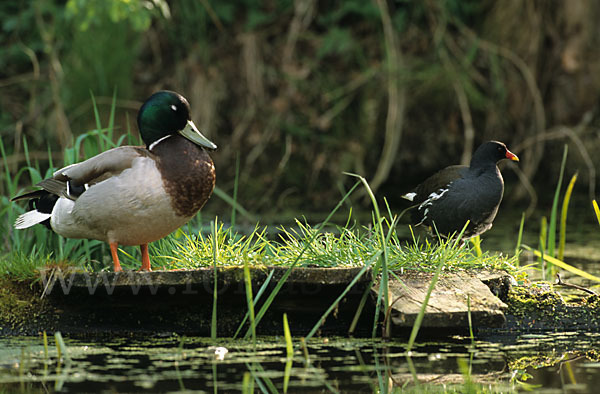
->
1, 333, 599, 393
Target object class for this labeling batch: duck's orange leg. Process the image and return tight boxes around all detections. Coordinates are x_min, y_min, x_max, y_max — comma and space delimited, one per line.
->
110, 242, 122, 272
140, 244, 151, 271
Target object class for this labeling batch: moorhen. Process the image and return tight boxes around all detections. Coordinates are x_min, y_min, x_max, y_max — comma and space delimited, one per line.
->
402, 140, 519, 239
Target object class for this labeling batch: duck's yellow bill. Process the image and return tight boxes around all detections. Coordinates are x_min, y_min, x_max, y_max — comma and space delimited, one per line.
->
179, 120, 217, 150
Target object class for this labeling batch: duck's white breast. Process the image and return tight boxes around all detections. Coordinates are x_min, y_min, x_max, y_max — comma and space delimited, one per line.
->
51, 156, 192, 245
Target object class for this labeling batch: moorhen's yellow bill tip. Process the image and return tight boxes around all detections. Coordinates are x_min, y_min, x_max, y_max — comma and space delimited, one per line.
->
506, 150, 519, 162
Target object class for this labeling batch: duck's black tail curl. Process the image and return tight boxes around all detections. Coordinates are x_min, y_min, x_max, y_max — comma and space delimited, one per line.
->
12, 190, 58, 230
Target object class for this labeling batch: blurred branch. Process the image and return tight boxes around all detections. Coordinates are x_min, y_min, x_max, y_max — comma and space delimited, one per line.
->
21, 44, 40, 150
199, 0, 225, 32
230, 106, 256, 150
437, 49, 475, 165
453, 80, 475, 166
315, 94, 354, 130
513, 111, 596, 202
260, 133, 294, 210
93, 96, 142, 110
509, 163, 538, 218
240, 33, 265, 102
442, 42, 475, 165
20, 44, 40, 80
245, 114, 281, 169
369, 0, 406, 194
35, 2, 72, 148
252, 0, 317, 209
323, 67, 378, 104
283, 0, 315, 73
425, 1, 474, 165
0, 72, 36, 89
444, 35, 487, 87
455, 21, 547, 199
0, 151, 63, 169
317, 67, 378, 130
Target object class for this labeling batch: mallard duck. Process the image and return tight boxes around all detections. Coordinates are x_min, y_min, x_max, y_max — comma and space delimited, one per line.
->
12, 90, 217, 272
402, 141, 519, 239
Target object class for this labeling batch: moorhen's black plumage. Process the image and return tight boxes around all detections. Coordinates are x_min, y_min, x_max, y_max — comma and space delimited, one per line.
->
402, 141, 519, 239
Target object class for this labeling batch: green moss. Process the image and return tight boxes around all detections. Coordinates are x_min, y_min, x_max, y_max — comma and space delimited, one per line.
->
0, 278, 54, 334
507, 284, 564, 317
507, 284, 600, 330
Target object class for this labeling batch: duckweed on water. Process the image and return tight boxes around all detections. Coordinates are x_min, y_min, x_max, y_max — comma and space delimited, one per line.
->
4, 333, 600, 392
508, 349, 600, 373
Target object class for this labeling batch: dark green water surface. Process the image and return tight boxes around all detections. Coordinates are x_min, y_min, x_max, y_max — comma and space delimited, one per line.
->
1, 332, 599, 393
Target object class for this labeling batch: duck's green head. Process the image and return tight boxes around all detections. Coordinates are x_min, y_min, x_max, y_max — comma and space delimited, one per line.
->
137, 91, 217, 151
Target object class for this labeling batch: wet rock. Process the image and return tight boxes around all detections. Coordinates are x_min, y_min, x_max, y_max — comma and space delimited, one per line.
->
387, 271, 509, 330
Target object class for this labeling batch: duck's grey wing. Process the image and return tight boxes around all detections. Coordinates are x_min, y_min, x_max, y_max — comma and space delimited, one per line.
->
37, 146, 148, 200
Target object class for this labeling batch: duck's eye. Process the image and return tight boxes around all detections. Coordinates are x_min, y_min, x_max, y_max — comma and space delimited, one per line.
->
171, 105, 178, 112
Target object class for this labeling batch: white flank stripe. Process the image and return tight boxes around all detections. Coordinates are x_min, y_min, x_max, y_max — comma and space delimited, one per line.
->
14, 210, 52, 229
418, 188, 449, 210
402, 192, 417, 201
416, 208, 429, 226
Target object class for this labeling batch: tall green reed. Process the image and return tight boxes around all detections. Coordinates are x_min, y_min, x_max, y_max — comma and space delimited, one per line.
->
344, 172, 391, 337
282, 313, 293, 394
546, 145, 568, 267
514, 212, 525, 263
211, 218, 219, 340
520, 144, 599, 284
243, 254, 256, 346
558, 173, 577, 261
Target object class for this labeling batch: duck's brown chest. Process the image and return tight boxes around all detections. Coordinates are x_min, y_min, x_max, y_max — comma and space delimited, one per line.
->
154, 136, 216, 217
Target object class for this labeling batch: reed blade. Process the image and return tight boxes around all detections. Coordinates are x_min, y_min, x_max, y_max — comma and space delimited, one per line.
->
548, 145, 568, 258
525, 246, 600, 283
211, 218, 219, 340
593, 200, 600, 227
558, 173, 577, 261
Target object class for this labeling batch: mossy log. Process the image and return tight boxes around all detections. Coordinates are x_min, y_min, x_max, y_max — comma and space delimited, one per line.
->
2, 267, 600, 337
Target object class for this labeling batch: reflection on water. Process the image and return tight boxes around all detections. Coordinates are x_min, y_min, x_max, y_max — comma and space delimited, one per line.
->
1, 332, 600, 393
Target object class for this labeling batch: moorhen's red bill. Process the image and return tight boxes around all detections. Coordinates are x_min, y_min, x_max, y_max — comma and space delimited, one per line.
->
402, 141, 519, 239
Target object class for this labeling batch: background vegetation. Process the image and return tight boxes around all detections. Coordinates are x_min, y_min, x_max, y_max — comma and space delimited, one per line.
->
2, 0, 599, 218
